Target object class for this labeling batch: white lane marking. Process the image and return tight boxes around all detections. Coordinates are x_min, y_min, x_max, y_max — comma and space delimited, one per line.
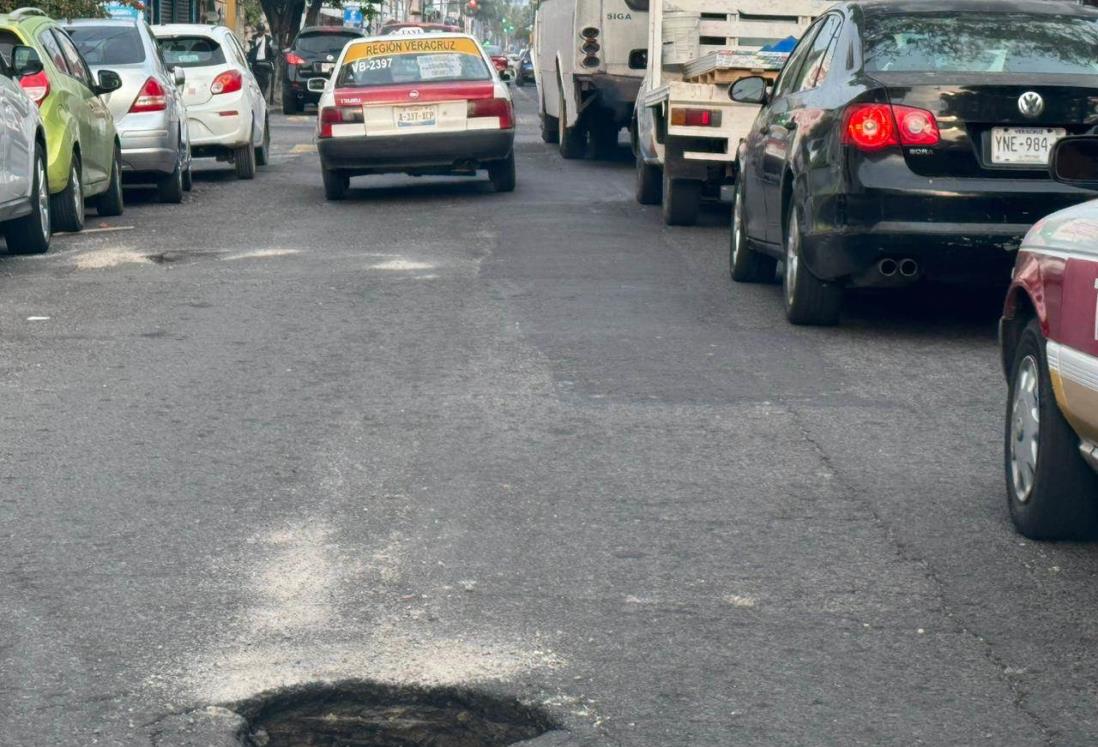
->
26, 316, 50, 321
56, 225, 135, 237
369, 259, 435, 271
724, 594, 757, 608
224, 248, 302, 260
73, 248, 149, 270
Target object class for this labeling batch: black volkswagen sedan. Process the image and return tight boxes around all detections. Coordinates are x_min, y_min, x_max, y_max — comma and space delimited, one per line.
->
729, 0, 1098, 326
282, 26, 364, 114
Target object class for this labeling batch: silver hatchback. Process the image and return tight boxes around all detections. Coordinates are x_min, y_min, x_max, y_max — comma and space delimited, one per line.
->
66, 18, 191, 203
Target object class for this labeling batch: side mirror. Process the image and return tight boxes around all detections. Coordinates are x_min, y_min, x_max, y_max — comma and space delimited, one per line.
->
173, 66, 186, 86
11, 45, 42, 77
1050, 136, 1098, 190
730, 75, 768, 105
96, 69, 123, 95
306, 77, 327, 94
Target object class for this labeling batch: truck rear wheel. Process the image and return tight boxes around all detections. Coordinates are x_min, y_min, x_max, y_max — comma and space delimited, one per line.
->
661, 171, 700, 226
635, 155, 662, 205
558, 88, 586, 159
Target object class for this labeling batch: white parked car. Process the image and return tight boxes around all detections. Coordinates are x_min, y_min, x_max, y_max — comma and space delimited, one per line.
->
152, 24, 269, 179
0, 44, 50, 254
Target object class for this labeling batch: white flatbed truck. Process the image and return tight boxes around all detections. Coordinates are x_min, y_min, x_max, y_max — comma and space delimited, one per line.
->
632, 0, 824, 225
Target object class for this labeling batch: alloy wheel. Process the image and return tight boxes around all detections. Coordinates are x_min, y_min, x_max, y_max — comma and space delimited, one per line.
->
784, 212, 799, 306
37, 157, 49, 239
1010, 354, 1041, 503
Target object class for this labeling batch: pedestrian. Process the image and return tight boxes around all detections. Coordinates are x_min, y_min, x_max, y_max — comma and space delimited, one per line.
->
248, 24, 277, 102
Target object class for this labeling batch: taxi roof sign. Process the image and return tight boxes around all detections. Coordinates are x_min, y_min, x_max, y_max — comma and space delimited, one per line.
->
345, 35, 482, 62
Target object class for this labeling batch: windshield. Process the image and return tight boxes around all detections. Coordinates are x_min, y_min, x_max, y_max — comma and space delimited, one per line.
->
864, 13, 1098, 74
66, 25, 145, 65
157, 35, 225, 68
294, 31, 360, 54
338, 38, 490, 86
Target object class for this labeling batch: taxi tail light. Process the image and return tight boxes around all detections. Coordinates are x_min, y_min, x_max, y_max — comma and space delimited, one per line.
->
18, 70, 49, 105
285, 52, 306, 66
210, 69, 243, 95
843, 103, 939, 151
130, 77, 168, 113
318, 105, 364, 138
670, 108, 720, 127
467, 98, 513, 129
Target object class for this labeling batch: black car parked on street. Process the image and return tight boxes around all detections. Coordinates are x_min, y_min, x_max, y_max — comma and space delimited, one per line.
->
282, 26, 364, 114
729, 0, 1098, 326
516, 49, 534, 86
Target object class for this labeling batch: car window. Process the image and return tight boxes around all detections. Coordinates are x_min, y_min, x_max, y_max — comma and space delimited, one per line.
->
294, 31, 360, 54
158, 35, 226, 67
771, 20, 823, 99
793, 13, 842, 92
52, 29, 94, 89
338, 38, 491, 87
225, 34, 248, 67
37, 29, 69, 73
0, 29, 21, 67
66, 25, 146, 66
864, 12, 1098, 74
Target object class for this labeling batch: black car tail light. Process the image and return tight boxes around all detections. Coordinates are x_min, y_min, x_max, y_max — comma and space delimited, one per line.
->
843, 103, 940, 151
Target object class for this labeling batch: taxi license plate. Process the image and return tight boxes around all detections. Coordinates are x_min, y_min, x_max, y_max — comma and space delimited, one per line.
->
990, 127, 1066, 166
396, 105, 437, 128
320, 62, 334, 73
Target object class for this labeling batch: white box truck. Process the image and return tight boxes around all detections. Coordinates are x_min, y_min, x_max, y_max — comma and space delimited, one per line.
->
632, 0, 824, 225
532, 0, 650, 159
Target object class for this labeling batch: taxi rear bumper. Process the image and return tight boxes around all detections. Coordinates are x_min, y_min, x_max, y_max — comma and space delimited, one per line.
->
318, 129, 514, 174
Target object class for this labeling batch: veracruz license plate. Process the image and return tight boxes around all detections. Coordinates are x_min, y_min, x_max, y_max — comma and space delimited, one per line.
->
396, 105, 437, 128
990, 127, 1066, 166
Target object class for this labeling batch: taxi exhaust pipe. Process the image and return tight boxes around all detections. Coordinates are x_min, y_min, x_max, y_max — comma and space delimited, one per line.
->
878, 258, 898, 277
899, 258, 919, 278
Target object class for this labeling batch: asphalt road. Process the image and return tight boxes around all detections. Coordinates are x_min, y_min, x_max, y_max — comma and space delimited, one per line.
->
2, 87, 1098, 746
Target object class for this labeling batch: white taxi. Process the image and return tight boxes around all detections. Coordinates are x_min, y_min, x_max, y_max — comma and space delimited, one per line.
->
312, 33, 516, 199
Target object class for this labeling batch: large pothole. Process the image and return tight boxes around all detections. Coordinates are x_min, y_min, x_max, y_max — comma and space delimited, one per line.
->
233, 682, 561, 747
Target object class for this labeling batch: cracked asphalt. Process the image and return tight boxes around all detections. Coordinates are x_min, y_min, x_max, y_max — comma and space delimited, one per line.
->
2, 86, 1097, 746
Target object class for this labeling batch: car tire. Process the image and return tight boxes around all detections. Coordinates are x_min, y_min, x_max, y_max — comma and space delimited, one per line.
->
489, 152, 516, 192
558, 88, 585, 159
661, 170, 700, 226
283, 92, 299, 115
322, 168, 348, 200
1005, 319, 1098, 540
96, 147, 124, 217
782, 208, 841, 325
182, 163, 193, 191
256, 115, 271, 166
635, 154, 662, 205
5, 144, 50, 255
234, 140, 257, 180
157, 161, 184, 204
51, 153, 84, 233
729, 177, 776, 283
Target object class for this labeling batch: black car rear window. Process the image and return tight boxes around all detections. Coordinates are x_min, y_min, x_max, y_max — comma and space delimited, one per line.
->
158, 35, 225, 67
294, 31, 360, 54
66, 25, 146, 65
864, 13, 1098, 75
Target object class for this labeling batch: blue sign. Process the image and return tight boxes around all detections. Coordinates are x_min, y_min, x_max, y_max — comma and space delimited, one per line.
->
102, 1, 142, 19
343, 4, 364, 27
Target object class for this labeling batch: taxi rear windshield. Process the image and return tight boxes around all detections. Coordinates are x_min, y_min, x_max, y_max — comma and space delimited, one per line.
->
158, 35, 225, 68
338, 40, 490, 86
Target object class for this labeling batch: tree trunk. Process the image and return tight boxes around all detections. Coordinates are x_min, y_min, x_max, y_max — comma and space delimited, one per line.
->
258, 0, 305, 106
304, 0, 324, 26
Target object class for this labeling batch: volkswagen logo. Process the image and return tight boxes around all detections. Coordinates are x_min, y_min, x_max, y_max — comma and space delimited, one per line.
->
409, 90, 420, 99
1018, 91, 1044, 118
326, 54, 334, 61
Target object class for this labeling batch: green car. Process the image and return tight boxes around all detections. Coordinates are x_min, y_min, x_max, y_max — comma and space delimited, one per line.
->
0, 7, 124, 231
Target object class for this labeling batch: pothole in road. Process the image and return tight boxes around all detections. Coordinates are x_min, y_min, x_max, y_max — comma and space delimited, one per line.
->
235, 682, 559, 747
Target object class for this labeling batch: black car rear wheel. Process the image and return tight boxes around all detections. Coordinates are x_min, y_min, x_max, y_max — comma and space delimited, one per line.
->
322, 168, 349, 200
782, 209, 841, 325
729, 177, 776, 283
1005, 319, 1098, 539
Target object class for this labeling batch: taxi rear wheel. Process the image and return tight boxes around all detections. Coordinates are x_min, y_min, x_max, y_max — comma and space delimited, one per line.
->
1005, 319, 1098, 539
488, 153, 516, 193
322, 169, 349, 201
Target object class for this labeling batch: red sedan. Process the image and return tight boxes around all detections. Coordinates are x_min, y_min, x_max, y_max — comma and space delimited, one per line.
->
1000, 135, 1098, 539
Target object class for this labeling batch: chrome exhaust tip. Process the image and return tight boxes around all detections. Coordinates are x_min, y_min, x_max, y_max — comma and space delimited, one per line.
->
878, 258, 898, 277
899, 258, 919, 278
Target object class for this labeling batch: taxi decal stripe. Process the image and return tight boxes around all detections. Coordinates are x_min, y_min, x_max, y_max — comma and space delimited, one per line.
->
1048, 340, 1098, 392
